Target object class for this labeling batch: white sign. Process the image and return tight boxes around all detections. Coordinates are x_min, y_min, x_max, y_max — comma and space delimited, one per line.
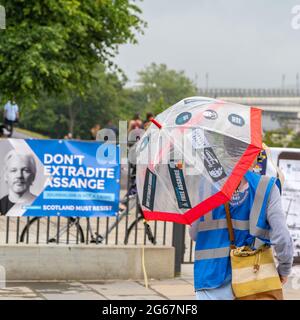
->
268, 148, 300, 259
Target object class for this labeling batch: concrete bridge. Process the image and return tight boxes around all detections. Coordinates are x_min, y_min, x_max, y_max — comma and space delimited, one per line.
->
198, 88, 300, 131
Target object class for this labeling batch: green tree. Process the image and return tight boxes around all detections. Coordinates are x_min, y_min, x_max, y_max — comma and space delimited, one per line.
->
135, 63, 197, 115
0, 0, 145, 103
22, 64, 130, 139
287, 132, 300, 148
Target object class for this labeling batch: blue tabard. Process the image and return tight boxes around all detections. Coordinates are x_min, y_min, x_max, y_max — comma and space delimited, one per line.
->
194, 171, 276, 290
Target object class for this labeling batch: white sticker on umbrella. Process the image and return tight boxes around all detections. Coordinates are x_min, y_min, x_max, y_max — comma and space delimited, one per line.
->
192, 128, 210, 149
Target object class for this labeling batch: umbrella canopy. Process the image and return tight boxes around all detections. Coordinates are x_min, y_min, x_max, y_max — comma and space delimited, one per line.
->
136, 97, 262, 225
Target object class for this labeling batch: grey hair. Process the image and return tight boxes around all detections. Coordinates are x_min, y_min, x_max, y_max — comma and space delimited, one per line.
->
4, 150, 37, 178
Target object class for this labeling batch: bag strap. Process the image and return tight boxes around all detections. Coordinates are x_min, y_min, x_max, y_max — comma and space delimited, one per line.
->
224, 202, 236, 249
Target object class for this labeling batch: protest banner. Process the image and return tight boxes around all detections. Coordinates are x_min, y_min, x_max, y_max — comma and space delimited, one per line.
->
0, 139, 120, 217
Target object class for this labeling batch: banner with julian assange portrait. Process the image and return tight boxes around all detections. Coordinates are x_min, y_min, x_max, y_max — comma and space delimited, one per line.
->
0, 139, 121, 217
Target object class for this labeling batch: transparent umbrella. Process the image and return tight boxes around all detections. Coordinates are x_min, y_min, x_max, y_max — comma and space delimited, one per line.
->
136, 97, 263, 225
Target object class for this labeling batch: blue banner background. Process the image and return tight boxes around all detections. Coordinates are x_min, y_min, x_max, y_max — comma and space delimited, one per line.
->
24, 139, 121, 217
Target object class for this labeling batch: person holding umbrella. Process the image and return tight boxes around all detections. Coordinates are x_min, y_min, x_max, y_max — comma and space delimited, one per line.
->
189, 136, 293, 300
135, 97, 293, 300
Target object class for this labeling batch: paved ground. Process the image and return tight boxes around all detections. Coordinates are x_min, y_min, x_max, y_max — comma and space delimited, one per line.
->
0, 264, 299, 300
12, 129, 30, 139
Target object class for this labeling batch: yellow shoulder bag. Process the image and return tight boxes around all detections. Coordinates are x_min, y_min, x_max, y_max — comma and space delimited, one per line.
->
224, 202, 283, 300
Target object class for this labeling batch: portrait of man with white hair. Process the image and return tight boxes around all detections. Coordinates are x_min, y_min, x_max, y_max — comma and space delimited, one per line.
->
0, 150, 37, 215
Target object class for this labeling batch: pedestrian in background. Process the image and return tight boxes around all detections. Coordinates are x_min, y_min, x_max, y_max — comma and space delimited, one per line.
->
90, 124, 101, 140
105, 120, 119, 137
143, 112, 154, 130
63, 132, 73, 140
128, 113, 143, 133
3, 97, 19, 137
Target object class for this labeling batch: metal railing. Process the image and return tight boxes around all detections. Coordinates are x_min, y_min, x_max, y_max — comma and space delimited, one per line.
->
0, 160, 195, 265
0, 218, 194, 261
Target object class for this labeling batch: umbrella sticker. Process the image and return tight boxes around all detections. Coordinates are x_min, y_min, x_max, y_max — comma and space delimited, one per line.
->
168, 160, 191, 209
228, 114, 245, 127
203, 147, 227, 182
203, 110, 218, 120
192, 128, 210, 150
175, 112, 192, 125
142, 168, 157, 211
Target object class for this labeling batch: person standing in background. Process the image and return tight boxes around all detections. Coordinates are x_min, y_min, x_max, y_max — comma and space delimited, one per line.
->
128, 113, 143, 133
90, 124, 101, 140
105, 120, 119, 137
63, 132, 73, 140
3, 97, 19, 137
143, 112, 154, 130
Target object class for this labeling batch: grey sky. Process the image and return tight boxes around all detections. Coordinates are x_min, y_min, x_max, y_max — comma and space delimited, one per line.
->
114, 0, 300, 89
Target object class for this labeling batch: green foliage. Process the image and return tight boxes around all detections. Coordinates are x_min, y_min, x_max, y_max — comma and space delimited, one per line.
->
0, 0, 145, 103
18, 62, 200, 138
287, 132, 300, 148
264, 129, 295, 147
0, 1, 201, 138
21, 64, 129, 139
135, 63, 197, 115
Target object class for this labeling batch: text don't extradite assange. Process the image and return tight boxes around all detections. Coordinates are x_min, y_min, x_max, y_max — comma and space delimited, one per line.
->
42, 153, 116, 190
